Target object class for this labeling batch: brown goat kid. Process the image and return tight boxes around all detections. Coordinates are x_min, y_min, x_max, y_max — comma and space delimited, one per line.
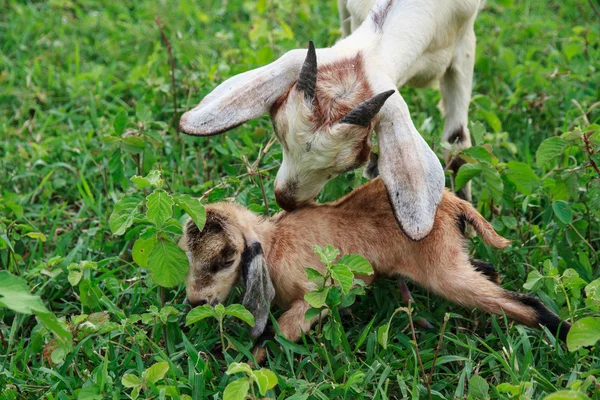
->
180, 178, 570, 363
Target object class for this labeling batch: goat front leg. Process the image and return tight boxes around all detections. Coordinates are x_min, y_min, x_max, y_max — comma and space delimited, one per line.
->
440, 25, 476, 201
252, 300, 327, 365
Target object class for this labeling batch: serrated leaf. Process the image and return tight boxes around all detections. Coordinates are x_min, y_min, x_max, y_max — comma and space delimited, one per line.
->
314, 245, 339, 266
567, 317, 600, 352
114, 110, 127, 135
109, 194, 143, 236
223, 377, 250, 400
122, 374, 141, 388
536, 137, 569, 168
468, 375, 490, 399
505, 161, 539, 195
552, 201, 572, 224
306, 268, 325, 285
0, 271, 48, 314
253, 368, 277, 395
481, 163, 504, 198
147, 238, 188, 287
130, 170, 163, 190
132, 235, 157, 268
455, 163, 482, 191
470, 121, 486, 146
337, 255, 373, 275
331, 264, 353, 294
146, 190, 174, 227
172, 193, 206, 231
143, 362, 169, 385
185, 304, 217, 325
225, 304, 255, 326
304, 287, 330, 308
226, 362, 253, 376
461, 146, 493, 164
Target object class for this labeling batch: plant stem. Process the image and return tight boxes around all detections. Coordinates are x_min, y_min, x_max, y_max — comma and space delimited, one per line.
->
427, 313, 449, 400
405, 300, 428, 398
159, 286, 169, 355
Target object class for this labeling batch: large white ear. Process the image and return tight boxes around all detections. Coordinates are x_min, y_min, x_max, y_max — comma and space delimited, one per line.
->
180, 49, 308, 136
377, 91, 445, 241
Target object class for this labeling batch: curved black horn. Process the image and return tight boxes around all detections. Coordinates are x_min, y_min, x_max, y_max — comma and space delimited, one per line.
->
296, 41, 317, 103
341, 89, 395, 127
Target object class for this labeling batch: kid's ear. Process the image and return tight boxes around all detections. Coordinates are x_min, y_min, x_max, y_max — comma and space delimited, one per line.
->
240, 242, 275, 338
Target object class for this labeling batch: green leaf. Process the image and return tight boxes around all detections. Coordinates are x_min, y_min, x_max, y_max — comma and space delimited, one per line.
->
114, 109, 127, 135
338, 255, 373, 275
377, 324, 390, 349
455, 163, 482, 191
223, 377, 250, 400
36, 312, 73, 351
78, 385, 102, 400
505, 161, 539, 195
0, 271, 48, 314
331, 264, 353, 294
186, 304, 217, 325
567, 317, 600, 352
146, 190, 174, 228
304, 306, 324, 321
132, 235, 157, 268
130, 170, 163, 190
147, 238, 189, 287
479, 110, 502, 133
306, 268, 325, 285
121, 136, 145, 154
585, 279, 600, 311
536, 137, 569, 168
172, 193, 206, 231
226, 362, 253, 376
481, 163, 504, 198
121, 374, 141, 388
109, 194, 143, 236
544, 391, 590, 400
468, 375, 490, 399
552, 201, 572, 224
253, 368, 278, 395
143, 362, 169, 385
314, 245, 339, 266
225, 304, 255, 327
461, 146, 493, 164
523, 269, 543, 291
68, 270, 83, 286
25, 232, 47, 242
304, 287, 330, 308
470, 121, 486, 146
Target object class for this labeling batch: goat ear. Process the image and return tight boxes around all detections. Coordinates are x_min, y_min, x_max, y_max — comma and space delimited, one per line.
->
240, 242, 275, 338
377, 91, 445, 241
180, 47, 310, 136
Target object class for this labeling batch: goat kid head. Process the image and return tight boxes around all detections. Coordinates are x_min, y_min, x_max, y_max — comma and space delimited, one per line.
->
180, 42, 444, 241
179, 205, 274, 338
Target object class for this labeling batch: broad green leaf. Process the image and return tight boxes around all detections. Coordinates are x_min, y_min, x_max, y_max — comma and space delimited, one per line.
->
468, 375, 490, 399
585, 279, 600, 311
304, 306, 324, 321
146, 190, 174, 227
114, 109, 127, 135
78, 385, 102, 400
25, 232, 47, 242
495, 383, 520, 395
172, 193, 206, 231
523, 269, 543, 291
225, 304, 255, 327
68, 270, 83, 286
461, 146, 493, 164
536, 137, 569, 168
338, 255, 373, 275
122, 136, 145, 154
304, 287, 330, 308
481, 163, 504, 198
130, 170, 163, 190
109, 194, 143, 235
226, 362, 253, 376
377, 324, 390, 349
147, 238, 189, 287
143, 362, 169, 385
223, 377, 250, 400
185, 304, 216, 325
552, 201, 572, 224
0, 271, 48, 314
544, 390, 590, 400
121, 374, 141, 388
470, 121, 486, 146
479, 110, 502, 133
306, 268, 325, 285
505, 161, 539, 195
455, 163, 482, 191
567, 317, 600, 352
331, 264, 353, 294
253, 368, 277, 395
132, 235, 157, 268
314, 245, 339, 266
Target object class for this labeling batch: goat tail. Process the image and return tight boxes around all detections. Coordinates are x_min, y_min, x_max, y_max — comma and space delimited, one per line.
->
457, 199, 511, 249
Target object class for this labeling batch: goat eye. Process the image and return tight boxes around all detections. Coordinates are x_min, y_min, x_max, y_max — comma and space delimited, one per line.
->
222, 259, 235, 269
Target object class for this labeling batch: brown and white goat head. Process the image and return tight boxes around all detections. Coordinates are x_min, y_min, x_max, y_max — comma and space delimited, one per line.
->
179, 205, 274, 338
180, 42, 444, 241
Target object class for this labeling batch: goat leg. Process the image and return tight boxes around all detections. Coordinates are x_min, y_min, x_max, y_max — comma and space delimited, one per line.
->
398, 278, 434, 329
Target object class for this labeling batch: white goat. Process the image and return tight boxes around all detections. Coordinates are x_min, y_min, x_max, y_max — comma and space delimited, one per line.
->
180, 0, 481, 241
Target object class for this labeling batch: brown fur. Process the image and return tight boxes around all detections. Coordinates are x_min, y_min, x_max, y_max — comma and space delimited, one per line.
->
182, 179, 568, 364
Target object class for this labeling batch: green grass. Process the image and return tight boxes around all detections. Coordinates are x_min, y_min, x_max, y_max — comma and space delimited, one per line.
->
1, 0, 600, 398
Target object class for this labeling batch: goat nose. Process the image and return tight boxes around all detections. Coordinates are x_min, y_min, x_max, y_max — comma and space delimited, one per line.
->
189, 298, 208, 308
274, 188, 298, 211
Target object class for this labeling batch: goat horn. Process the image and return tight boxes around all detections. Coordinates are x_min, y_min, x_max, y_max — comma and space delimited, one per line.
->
341, 89, 396, 127
296, 41, 317, 103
